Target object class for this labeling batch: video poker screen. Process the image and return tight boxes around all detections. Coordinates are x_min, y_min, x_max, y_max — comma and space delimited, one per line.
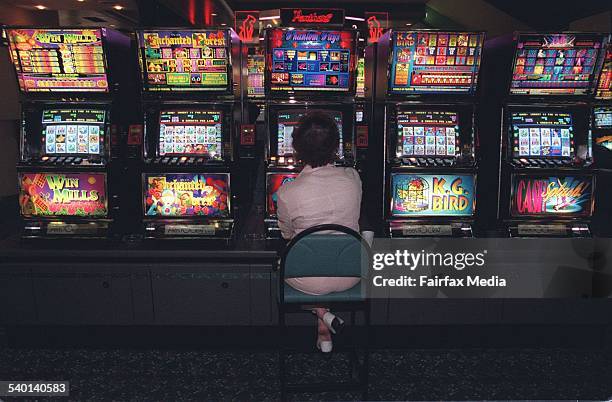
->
268, 28, 356, 92
138, 30, 230, 92
276, 110, 343, 157
593, 107, 612, 152
396, 110, 460, 157
144, 173, 230, 218
511, 111, 574, 158
510, 33, 603, 96
389, 31, 484, 94
266, 173, 299, 216
19, 172, 108, 218
391, 173, 475, 217
42, 109, 105, 156
158, 110, 223, 159
595, 44, 611, 100
7, 28, 109, 93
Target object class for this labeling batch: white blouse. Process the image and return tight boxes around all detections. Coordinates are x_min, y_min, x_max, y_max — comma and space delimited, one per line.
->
276, 164, 362, 240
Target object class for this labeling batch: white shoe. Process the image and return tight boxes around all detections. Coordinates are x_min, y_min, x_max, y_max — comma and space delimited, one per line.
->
316, 338, 333, 353
322, 311, 345, 335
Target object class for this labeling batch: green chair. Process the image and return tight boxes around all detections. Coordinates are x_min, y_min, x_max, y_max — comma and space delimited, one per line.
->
277, 224, 372, 401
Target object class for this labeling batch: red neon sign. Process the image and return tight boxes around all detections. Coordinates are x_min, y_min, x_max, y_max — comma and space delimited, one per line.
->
236, 11, 259, 44
292, 9, 333, 24
365, 12, 388, 44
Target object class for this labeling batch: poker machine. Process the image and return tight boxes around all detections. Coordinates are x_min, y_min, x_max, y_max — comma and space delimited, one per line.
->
591, 38, 611, 168
590, 36, 612, 235
375, 30, 485, 237
6, 27, 130, 239
263, 25, 359, 239
498, 32, 607, 237
136, 28, 245, 241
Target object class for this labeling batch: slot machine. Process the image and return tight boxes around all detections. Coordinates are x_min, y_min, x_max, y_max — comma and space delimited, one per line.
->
6, 27, 130, 239
263, 23, 359, 240
499, 32, 607, 237
591, 38, 611, 168
136, 29, 244, 241
375, 30, 485, 237
590, 36, 612, 235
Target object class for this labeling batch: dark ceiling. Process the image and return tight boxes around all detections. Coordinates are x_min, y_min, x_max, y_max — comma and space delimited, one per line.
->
484, 0, 611, 30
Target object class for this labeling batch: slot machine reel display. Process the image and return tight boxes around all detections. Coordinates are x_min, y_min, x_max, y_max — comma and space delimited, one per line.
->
376, 30, 484, 237
136, 29, 243, 240
263, 27, 358, 240
6, 27, 130, 238
499, 32, 607, 237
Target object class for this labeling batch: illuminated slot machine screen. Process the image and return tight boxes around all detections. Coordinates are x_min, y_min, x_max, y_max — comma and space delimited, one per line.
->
276, 109, 344, 158
266, 173, 299, 216
510, 174, 593, 217
511, 111, 574, 158
389, 31, 484, 94
510, 33, 603, 96
267, 28, 356, 93
247, 54, 265, 97
138, 30, 230, 92
143, 173, 230, 218
7, 28, 109, 93
19, 172, 108, 217
390, 173, 475, 217
42, 109, 105, 156
593, 107, 612, 152
158, 110, 223, 160
396, 110, 460, 157
595, 43, 611, 100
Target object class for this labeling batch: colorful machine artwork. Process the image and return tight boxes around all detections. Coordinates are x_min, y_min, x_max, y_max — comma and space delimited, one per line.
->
595, 43, 611, 100
144, 173, 230, 218
7, 29, 108, 92
389, 31, 484, 94
510, 33, 603, 96
268, 28, 356, 92
391, 173, 475, 217
511, 175, 593, 217
138, 30, 229, 91
266, 173, 298, 216
19, 172, 108, 217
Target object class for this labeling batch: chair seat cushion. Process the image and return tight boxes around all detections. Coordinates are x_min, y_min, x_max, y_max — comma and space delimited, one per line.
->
283, 283, 363, 303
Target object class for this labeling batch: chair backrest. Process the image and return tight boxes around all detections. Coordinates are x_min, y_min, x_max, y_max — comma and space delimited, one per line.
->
280, 224, 371, 279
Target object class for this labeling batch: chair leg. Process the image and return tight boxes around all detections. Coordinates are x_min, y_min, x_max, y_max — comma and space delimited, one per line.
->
348, 310, 358, 380
278, 307, 287, 402
362, 305, 371, 400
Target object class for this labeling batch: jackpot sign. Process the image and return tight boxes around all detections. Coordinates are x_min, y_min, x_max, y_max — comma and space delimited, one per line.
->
511, 175, 593, 217
19, 172, 107, 217
391, 174, 475, 217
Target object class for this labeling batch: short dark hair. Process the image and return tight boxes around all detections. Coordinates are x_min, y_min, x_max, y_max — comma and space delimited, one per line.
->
292, 111, 339, 168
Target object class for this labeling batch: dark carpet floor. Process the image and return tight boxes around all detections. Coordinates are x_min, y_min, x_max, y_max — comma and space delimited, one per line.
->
1, 346, 611, 401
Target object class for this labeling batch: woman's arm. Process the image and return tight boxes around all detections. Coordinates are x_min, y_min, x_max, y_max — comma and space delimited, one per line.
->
276, 190, 294, 240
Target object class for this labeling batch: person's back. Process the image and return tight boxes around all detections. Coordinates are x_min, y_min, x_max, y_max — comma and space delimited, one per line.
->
276, 164, 361, 239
